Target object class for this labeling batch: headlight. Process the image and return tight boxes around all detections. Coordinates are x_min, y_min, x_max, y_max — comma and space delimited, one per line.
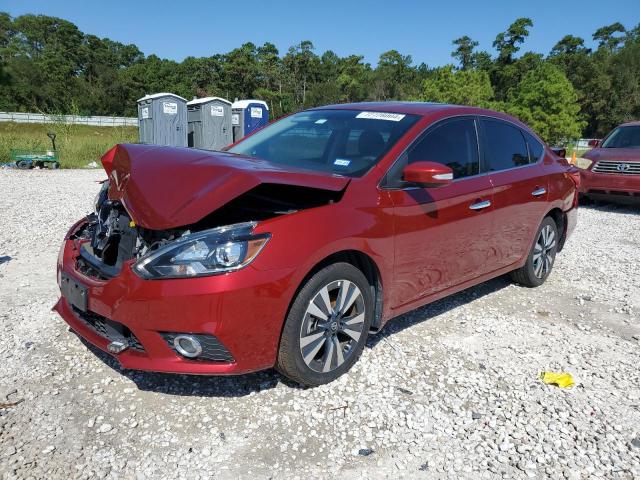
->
133, 222, 270, 279
575, 158, 593, 170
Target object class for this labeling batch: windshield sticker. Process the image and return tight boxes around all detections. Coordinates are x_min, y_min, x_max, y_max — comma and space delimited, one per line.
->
356, 111, 405, 122
315, 119, 327, 124
334, 159, 351, 167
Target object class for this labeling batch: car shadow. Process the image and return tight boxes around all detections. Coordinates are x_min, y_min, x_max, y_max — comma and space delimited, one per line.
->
71, 276, 512, 398
366, 275, 511, 350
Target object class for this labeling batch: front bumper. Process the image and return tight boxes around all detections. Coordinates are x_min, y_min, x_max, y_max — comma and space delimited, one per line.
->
580, 169, 640, 199
54, 220, 297, 375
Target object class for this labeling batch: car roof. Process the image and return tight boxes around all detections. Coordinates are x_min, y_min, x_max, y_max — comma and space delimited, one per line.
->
312, 101, 493, 116
619, 120, 640, 127
310, 101, 534, 136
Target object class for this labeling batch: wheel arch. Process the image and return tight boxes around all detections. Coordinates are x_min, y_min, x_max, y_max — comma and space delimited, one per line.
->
545, 207, 567, 251
286, 249, 384, 334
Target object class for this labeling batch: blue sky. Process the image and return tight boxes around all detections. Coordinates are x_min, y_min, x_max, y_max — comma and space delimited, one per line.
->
4, 0, 639, 66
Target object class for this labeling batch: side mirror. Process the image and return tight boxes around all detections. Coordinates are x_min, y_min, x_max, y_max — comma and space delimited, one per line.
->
588, 139, 600, 148
551, 147, 567, 159
403, 161, 453, 187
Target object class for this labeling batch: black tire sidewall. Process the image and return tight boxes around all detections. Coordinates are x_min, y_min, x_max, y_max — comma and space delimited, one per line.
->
278, 262, 374, 386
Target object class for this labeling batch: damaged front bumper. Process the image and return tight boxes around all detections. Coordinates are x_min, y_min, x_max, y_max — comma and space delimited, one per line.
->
54, 219, 298, 375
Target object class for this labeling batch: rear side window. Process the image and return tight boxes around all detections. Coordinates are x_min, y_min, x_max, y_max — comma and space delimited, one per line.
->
407, 118, 480, 179
482, 119, 529, 171
524, 131, 544, 163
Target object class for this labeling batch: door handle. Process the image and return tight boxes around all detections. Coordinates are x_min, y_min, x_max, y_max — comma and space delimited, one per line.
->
469, 200, 491, 210
532, 187, 547, 197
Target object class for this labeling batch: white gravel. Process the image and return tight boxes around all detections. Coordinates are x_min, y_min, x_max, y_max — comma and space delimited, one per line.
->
1, 169, 639, 479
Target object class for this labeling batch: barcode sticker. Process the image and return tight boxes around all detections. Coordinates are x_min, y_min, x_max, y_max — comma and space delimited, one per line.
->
356, 111, 405, 122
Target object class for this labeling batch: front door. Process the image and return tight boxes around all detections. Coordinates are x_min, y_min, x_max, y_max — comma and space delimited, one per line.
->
385, 117, 497, 308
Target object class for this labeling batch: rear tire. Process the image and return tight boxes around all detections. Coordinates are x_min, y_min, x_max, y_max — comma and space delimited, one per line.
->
277, 262, 373, 387
510, 217, 558, 288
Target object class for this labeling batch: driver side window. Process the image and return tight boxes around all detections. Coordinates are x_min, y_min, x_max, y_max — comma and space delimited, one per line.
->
384, 117, 480, 188
409, 118, 479, 179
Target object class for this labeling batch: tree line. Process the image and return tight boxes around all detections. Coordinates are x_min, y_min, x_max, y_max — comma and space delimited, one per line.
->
0, 13, 638, 144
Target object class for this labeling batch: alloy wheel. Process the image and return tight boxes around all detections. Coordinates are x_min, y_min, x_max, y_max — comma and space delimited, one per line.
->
299, 279, 366, 373
533, 224, 556, 279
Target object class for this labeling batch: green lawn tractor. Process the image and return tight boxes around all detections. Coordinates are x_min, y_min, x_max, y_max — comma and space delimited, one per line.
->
11, 132, 61, 169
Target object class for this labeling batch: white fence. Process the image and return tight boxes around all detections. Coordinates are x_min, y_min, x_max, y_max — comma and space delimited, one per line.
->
0, 111, 137, 127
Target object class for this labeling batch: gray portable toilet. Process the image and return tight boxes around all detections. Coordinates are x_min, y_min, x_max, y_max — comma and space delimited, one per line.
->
186, 97, 233, 151
137, 93, 187, 147
231, 100, 269, 142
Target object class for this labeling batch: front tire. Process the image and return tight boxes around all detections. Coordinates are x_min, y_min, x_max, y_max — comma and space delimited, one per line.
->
277, 262, 373, 386
510, 217, 558, 288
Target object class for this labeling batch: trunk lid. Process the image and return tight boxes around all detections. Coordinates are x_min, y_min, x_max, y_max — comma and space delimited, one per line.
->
101, 144, 350, 230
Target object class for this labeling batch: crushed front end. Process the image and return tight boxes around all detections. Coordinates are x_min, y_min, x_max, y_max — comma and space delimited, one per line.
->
54, 185, 297, 375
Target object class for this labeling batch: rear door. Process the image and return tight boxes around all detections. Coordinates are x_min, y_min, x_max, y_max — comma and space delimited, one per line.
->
479, 118, 549, 268
386, 117, 497, 307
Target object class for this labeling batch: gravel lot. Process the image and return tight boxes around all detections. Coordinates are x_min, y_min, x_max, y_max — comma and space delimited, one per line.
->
1, 169, 639, 479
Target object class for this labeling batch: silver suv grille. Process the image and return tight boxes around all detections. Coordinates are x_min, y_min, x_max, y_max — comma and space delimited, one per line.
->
592, 160, 640, 175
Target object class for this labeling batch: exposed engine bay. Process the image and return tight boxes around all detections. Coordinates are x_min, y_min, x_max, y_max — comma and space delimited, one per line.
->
72, 181, 343, 279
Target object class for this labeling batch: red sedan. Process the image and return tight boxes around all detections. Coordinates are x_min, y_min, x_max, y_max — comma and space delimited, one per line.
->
579, 121, 640, 202
54, 103, 579, 386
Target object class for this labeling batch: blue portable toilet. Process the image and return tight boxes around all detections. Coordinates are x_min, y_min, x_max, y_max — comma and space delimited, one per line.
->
231, 100, 269, 142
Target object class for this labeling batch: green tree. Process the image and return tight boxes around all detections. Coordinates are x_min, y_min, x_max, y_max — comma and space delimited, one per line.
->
451, 36, 479, 70
283, 40, 320, 109
549, 35, 589, 57
593, 22, 626, 50
493, 18, 533, 64
419, 65, 494, 107
506, 63, 585, 144
373, 50, 415, 100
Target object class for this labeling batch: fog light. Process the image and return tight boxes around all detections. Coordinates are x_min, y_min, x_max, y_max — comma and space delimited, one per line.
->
107, 340, 129, 354
173, 335, 202, 358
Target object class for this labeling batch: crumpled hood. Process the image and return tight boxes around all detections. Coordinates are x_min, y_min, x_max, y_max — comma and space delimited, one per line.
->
101, 144, 350, 230
583, 148, 640, 163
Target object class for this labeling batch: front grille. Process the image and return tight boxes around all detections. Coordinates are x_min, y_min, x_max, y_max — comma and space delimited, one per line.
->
72, 307, 145, 352
161, 332, 234, 362
592, 160, 640, 175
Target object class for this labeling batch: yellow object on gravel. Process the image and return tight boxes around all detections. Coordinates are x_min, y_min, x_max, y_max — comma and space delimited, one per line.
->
540, 372, 575, 388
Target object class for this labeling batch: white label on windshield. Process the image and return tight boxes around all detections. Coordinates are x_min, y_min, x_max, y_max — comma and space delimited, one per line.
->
334, 159, 351, 166
356, 111, 405, 122
210, 105, 224, 117
163, 102, 178, 115
315, 119, 327, 124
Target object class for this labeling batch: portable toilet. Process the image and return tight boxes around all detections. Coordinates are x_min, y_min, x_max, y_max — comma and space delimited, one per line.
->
137, 93, 187, 147
186, 97, 233, 151
231, 100, 269, 142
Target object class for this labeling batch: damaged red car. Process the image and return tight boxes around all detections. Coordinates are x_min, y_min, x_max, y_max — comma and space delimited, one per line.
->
55, 103, 578, 386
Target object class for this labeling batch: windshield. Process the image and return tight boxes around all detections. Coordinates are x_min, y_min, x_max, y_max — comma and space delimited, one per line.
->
228, 109, 420, 177
601, 126, 640, 149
